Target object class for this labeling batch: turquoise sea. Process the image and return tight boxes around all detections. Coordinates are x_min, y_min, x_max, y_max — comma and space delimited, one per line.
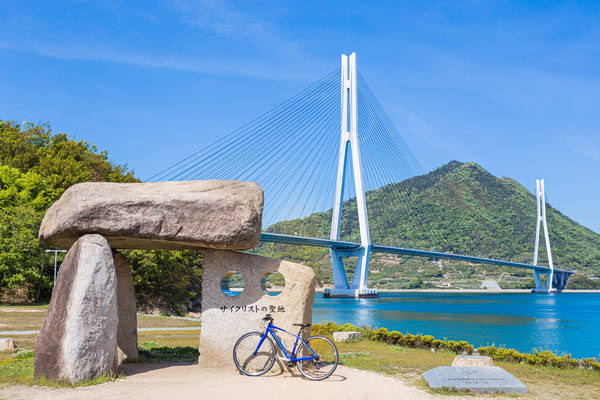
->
312, 292, 600, 359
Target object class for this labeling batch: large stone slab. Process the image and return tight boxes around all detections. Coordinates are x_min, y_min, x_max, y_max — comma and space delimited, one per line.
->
422, 366, 527, 394
198, 250, 315, 368
34, 234, 118, 383
39, 180, 263, 250
114, 252, 138, 362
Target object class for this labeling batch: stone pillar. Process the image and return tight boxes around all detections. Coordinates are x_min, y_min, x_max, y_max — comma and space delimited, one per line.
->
114, 251, 138, 362
198, 250, 315, 368
34, 234, 118, 383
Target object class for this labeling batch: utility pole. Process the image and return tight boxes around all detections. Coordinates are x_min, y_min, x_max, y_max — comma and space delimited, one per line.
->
45, 249, 67, 286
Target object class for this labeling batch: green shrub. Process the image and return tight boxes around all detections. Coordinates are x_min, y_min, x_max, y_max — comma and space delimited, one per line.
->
312, 321, 600, 371
478, 346, 600, 371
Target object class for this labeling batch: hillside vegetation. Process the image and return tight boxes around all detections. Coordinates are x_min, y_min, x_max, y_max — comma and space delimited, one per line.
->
2, 120, 598, 298
0, 121, 202, 312
256, 161, 600, 289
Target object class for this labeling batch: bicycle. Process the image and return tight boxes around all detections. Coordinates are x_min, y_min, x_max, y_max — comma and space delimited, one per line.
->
233, 314, 339, 381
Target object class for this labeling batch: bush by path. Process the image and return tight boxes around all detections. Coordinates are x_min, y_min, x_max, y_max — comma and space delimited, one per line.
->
311, 322, 600, 371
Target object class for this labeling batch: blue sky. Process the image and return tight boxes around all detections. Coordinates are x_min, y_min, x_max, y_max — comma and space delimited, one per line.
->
1, 1, 599, 233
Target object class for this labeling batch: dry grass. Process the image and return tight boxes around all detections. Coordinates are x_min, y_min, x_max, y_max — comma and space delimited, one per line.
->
3, 306, 599, 399
137, 315, 200, 329
0, 304, 201, 362
0, 336, 37, 362
0, 305, 200, 331
334, 339, 600, 399
0, 305, 48, 332
138, 329, 200, 348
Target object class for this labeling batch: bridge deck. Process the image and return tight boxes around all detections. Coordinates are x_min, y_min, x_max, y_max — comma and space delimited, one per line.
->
259, 232, 574, 275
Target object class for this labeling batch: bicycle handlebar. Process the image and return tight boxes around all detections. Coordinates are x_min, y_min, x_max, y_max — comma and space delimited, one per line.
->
263, 314, 273, 322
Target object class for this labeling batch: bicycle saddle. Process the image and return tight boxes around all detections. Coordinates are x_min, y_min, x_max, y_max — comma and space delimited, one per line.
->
293, 323, 311, 327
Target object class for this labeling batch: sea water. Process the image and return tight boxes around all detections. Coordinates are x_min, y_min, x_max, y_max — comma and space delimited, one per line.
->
312, 292, 600, 359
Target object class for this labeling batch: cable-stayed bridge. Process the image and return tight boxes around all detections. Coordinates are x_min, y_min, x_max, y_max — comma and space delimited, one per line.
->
150, 53, 574, 297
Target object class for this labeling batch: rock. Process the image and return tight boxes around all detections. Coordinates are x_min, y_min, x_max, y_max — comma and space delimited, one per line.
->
452, 355, 494, 367
422, 366, 527, 394
39, 180, 263, 250
333, 331, 362, 342
0, 338, 15, 352
114, 251, 138, 362
198, 250, 315, 368
34, 234, 118, 383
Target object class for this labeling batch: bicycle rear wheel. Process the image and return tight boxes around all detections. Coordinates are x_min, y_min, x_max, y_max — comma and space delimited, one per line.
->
296, 335, 338, 380
233, 332, 276, 376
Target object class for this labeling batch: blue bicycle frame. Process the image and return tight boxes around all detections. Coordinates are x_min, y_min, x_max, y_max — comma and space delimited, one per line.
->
254, 322, 317, 362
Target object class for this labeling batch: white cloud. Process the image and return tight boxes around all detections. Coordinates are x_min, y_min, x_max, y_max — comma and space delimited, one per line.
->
0, 39, 318, 81
166, 0, 301, 55
569, 135, 600, 163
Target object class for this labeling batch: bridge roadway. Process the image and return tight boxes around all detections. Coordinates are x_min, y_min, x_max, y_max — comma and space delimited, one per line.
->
259, 232, 575, 276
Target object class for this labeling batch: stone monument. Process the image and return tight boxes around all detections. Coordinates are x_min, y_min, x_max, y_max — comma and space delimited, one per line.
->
34, 234, 118, 382
34, 180, 314, 383
199, 250, 315, 367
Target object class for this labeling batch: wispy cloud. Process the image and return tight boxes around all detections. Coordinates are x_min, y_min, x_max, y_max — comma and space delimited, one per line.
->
0, 39, 318, 81
569, 134, 600, 163
0, 1, 326, 81
166, 0, 301, 55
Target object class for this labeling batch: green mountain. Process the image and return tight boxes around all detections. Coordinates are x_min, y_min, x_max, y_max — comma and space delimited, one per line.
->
255, 161, 600, 289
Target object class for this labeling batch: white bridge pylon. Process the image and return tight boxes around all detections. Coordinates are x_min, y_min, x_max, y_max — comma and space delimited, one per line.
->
532, 179, 557, 293
324, 53, 377, 298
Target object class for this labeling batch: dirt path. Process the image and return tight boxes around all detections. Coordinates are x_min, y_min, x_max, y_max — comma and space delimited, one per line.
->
0, 364, 482, 400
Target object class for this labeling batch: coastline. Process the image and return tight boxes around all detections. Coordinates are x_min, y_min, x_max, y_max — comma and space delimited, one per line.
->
315, 288, 600, 293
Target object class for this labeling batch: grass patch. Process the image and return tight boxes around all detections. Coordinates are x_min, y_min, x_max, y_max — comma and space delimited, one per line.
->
138, 329, 200, 348
0, 304, 48, 309
0, 305, 48, 331
0, 305, 201, 332
0, 351, 120, 387
0, 335, 37, 362
137, 314, 201, 329
0, 351, 34, 385
134, 341, 199, 363
333, 338, 600, 399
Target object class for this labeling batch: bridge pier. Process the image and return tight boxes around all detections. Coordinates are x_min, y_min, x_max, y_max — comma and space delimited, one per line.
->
324, 246, 378, 298
532, 269, 572, 293
530, 179, 574, 293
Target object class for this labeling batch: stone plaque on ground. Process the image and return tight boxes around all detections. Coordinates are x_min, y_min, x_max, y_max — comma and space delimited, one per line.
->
422, 366, 527, 394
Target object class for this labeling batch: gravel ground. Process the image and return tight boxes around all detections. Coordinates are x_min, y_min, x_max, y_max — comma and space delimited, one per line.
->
0, 364, 483, 400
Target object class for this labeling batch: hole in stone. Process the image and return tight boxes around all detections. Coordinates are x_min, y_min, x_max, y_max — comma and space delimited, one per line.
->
221, 271, 245, 297
261, 271, 285, 296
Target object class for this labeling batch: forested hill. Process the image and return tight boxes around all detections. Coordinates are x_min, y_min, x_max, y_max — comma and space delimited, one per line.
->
0, 121, 202, 312
258, 161, 600, 288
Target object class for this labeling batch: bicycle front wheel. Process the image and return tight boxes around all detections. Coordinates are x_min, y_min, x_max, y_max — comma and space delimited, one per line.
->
296, 335, 339, 380
233, 332, 276, 376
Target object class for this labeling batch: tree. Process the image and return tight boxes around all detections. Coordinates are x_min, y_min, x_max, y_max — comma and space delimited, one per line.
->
0, 121, 203, 312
